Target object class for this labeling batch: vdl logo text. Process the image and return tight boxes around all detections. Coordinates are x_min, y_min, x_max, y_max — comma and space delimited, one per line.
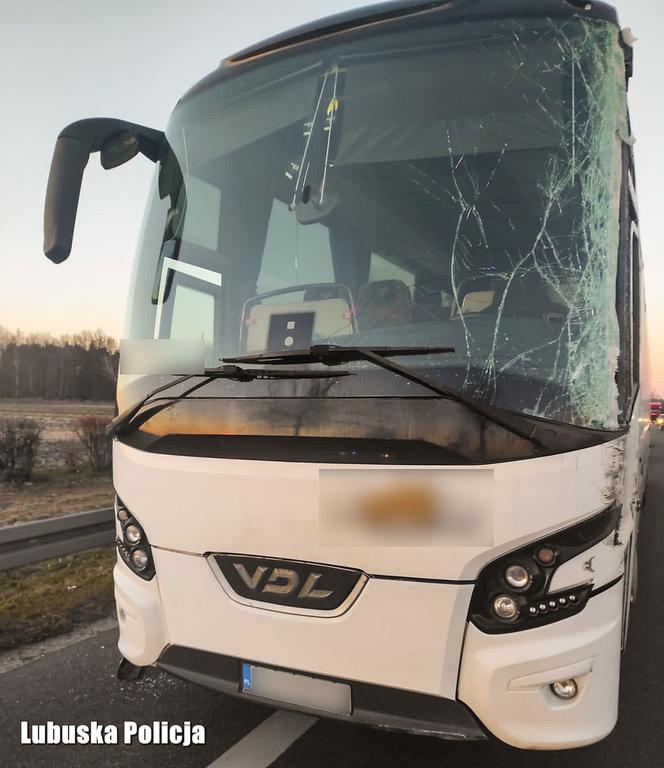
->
233, 563, 334, 600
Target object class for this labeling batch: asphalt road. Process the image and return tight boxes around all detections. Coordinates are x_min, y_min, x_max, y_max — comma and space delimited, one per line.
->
1, 432, 663, 768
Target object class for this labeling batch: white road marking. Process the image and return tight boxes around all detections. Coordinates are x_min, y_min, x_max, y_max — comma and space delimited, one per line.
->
206, 710, 318, 768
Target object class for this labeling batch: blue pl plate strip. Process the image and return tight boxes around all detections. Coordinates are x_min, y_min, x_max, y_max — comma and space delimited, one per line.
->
242, 663, 253, 690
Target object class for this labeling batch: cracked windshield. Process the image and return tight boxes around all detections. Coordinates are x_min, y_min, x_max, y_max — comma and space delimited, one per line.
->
126, 16, 628, 430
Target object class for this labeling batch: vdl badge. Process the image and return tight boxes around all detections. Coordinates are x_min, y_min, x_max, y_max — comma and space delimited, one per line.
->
212, 554, 365, 612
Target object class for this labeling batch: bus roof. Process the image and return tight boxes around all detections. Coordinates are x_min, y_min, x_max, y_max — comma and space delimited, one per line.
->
224, 0, 619, 66
178, 0, 623, 107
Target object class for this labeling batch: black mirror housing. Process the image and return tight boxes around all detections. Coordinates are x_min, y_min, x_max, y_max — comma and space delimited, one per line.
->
43, 136, 92, 264
100, 132, 140, 170
43, 118, 164, 264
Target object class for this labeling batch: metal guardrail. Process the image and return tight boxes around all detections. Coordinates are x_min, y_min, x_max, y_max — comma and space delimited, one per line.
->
0, 507, 115, 572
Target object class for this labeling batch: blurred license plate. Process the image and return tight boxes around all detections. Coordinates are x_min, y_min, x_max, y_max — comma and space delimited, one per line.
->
241, 663, 351, 715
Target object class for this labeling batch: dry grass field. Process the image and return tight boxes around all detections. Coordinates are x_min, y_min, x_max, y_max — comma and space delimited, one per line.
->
0, 399, 115, 467
0, 399, 115, 524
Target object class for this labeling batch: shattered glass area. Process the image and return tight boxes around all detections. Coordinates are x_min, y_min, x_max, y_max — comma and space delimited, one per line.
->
444, 19, 628, 429
126, 14, 629, 433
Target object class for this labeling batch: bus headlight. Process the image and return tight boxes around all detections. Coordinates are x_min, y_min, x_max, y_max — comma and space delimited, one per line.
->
124, 524, 142, 545
504, 564, 531, 590
114, 496, 155, 580
493, 594, 519, 620
470, 504, 620, 633
131, 549, 150, 571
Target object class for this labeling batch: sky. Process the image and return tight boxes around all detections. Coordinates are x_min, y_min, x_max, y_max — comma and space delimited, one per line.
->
1, 0, 663, 389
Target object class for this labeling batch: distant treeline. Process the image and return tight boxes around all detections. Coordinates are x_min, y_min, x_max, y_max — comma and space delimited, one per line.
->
0, 327, 118, 401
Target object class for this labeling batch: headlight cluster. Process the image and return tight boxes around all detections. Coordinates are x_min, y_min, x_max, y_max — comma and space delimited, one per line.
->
115, 496, 155, 580
469, 504, 620, 633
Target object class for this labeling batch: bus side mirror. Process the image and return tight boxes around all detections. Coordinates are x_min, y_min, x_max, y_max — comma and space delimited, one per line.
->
44, 135, 92, 264
100, 131, 140, 170
43, 117, 164, 264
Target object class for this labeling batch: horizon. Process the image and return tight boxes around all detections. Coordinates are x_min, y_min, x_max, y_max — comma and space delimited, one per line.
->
3, 323, 664, 399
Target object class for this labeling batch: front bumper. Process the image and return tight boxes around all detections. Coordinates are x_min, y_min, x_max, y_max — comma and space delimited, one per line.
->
158, 645, 486, 740
115, 548, 624, 750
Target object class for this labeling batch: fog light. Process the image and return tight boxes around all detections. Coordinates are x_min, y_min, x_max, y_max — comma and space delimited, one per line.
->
131, 549, 149, 571
504, 564, 530, 590
117, 508, 130, 523
551, 679, 579, 700
124, 525, 142, 545
493, 594, 519, 620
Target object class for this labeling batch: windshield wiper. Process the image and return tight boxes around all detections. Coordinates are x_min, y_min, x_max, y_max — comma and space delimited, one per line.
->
224, 344, 552, 450
225, 345, 455, 366
107, 364, 353, 439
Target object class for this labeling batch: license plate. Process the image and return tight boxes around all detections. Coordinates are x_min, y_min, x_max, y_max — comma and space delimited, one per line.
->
241, 663, 351, 716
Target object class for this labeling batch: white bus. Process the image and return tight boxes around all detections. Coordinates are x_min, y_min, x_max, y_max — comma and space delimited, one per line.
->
43, 0, 649, 750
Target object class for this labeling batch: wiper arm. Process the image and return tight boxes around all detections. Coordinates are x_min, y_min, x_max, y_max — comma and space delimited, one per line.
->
225, 344, 456, 366
224, 345, 550, 450
107, 364, 353, 439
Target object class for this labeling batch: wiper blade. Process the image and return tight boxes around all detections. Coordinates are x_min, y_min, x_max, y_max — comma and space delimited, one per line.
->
107, 364, 352, 439
225, 344, 456, 365
204, 364, 353, 381
224, 345, 551, 450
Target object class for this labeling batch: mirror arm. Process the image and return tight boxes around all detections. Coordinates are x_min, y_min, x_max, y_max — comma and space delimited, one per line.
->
57, 118, 163, 155
137, 131, 164, 163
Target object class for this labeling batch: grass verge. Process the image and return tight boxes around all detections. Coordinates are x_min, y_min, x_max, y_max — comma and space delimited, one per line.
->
0, 468, 114, 525
0, 546, 117, 651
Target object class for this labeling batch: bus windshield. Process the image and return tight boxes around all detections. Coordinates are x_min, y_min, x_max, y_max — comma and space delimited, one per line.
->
125, 14, 628, 431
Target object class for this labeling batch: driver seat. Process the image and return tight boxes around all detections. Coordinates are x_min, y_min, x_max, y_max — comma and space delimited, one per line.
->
356, 280, 412, 330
